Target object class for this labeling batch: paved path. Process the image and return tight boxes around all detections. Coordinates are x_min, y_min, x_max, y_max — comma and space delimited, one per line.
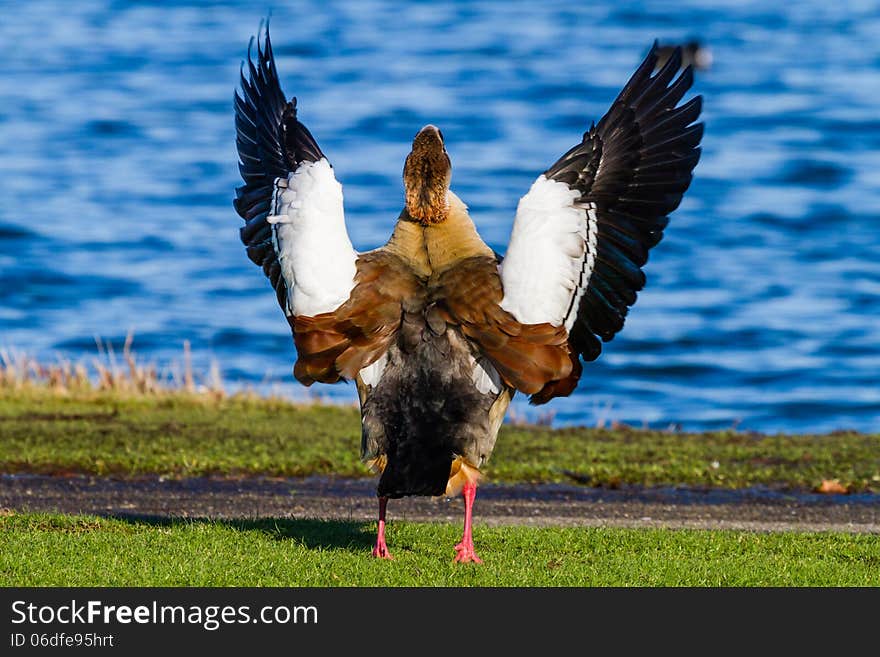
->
2, 473, 879, 533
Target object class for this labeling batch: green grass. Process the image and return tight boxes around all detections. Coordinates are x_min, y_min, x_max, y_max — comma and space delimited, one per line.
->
2, 512, 878, 586
1, 387, 879, 491
3, 387, 879, 587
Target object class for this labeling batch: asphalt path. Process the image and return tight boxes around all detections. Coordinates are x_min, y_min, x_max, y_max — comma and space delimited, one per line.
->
3, 474, 879, 533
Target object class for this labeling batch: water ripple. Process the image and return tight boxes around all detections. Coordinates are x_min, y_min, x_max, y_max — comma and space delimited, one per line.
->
1, 0, 878, 433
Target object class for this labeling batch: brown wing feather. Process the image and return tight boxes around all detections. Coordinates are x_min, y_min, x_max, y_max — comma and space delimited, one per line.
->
434, 256, 573, 394
293, 246, 575, 394
527, 350, 583, 404
292, 251, 424, 385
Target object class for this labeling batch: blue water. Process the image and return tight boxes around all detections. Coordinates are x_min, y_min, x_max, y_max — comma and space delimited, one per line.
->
1, 1, 879, 433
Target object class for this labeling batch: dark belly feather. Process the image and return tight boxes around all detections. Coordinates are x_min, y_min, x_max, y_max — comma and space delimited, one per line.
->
361, 327, 500, 498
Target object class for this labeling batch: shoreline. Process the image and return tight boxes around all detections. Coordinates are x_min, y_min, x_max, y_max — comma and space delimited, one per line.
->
1, 385, 879, 492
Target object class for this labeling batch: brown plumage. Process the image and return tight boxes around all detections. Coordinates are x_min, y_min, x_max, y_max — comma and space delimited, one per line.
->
291, 251, 424, 385
293, 181, 574, 398
403, 125, 452, 225
432, 255, 573, 395
234, 27, 702, 562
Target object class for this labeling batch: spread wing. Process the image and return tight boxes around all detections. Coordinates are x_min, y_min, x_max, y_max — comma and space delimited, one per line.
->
499, 43, 703, 403
234, 24, 357, 319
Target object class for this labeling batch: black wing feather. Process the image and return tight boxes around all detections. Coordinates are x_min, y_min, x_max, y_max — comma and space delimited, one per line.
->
233, 23, 326, 314
532, 42, 702, 403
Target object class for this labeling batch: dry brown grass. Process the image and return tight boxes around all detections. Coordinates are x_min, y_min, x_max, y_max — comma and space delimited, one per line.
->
0, 332, 226, 399
0, 336, 613, 428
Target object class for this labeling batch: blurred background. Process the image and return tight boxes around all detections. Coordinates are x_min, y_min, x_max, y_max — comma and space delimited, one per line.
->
1, 0, 878, 433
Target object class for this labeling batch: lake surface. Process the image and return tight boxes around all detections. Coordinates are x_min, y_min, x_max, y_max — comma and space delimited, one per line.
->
1, 0, 879, 433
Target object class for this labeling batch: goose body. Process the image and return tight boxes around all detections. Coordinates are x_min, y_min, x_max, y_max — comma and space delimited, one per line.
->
234, 25, 703, 561
354, 196, 514, 500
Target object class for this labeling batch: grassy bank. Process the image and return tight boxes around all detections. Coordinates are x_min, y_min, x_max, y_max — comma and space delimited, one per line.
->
2, 512, 879, 586
1, 386, 878, 491
3, 381, 879, 587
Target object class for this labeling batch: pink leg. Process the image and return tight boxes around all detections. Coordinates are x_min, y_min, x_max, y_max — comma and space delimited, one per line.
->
454, 482, 483, 564
371, 496, 393, 559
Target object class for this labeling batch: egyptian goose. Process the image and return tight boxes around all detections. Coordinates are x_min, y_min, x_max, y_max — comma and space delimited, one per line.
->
234, 26, 702, 562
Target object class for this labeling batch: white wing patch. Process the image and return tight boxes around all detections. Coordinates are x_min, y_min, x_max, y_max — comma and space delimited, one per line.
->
267, 158, 358, 317
500, 175, 595, 329
358, 352, 388, 388
471, 355, 501, 395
